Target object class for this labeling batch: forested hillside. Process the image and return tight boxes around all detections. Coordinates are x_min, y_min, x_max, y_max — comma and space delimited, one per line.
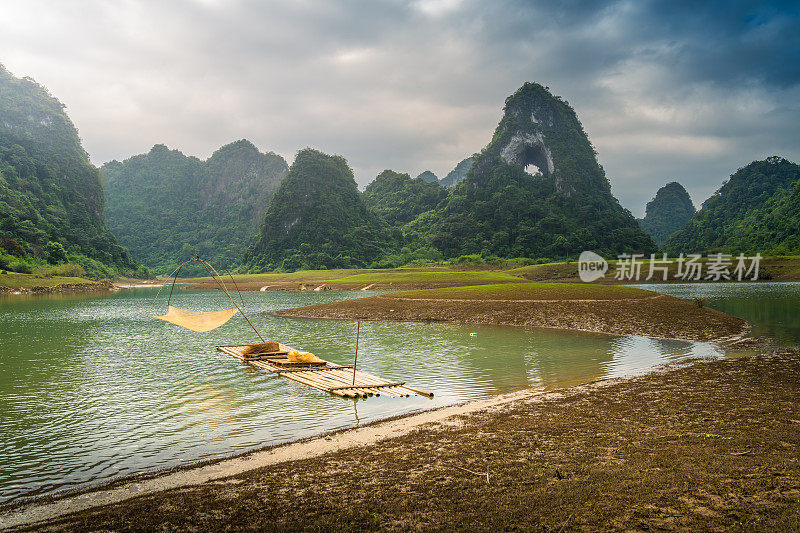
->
637, 182, 695, 245
362, 170, 447, 227
664, 157, 800, 255
0, 64, 138, 277
103, 140, 287, 273
243, 148, 397, 271
406, 82, 656, 260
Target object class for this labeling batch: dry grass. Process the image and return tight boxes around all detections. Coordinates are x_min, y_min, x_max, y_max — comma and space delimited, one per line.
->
25, 352, 800, 532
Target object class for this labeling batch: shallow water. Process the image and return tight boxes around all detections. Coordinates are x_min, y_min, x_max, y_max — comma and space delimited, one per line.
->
0, 285, 777, 504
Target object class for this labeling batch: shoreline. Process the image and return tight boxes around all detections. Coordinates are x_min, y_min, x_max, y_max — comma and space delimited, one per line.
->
0, 280, 113, 295
3, 349, 798, 530
0, 358, 715, 529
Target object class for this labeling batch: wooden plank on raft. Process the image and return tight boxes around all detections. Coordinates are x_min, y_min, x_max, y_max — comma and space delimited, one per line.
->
328, 382, 405, 391
216, 344, 433, 399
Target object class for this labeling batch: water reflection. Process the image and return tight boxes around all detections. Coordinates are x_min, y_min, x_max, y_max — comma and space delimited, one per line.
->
0, 288, 727, 504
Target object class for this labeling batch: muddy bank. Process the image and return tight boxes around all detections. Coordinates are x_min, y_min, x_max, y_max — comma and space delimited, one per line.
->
0, 280, 113, 295
6, 351, 799, 531
277, 291, 749, 342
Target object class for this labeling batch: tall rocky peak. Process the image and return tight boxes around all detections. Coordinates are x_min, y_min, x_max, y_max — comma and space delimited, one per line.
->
471, 82, 610, 196
103, 140, 287, 272
415, 82, 656, 259
0, 64, 134, 270
243, 148, 395, 271
440, 157, 473, 188
638, 182, 696, 245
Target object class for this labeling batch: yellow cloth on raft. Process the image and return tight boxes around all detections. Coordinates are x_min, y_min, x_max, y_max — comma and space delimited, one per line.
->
287, 350, 325, 363
155, 305, 238, 332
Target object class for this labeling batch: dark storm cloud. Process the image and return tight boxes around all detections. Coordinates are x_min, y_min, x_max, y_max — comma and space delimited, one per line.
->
0, 0, 797, 215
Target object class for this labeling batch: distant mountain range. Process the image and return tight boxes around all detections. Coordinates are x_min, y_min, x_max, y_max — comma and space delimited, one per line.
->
0, 65, 137, 277
4, 63, 797, 276
103, 140, 287, 273
440, 157, 473, 188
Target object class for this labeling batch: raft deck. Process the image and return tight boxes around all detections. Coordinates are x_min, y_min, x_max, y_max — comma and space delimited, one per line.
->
217, 344, 433, 399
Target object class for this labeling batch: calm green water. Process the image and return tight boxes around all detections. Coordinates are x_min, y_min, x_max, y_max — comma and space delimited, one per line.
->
638, 282, 800, 347
0, 284, 783, 505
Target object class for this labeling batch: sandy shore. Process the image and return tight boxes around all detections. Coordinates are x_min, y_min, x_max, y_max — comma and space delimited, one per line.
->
3, 350, 798, 531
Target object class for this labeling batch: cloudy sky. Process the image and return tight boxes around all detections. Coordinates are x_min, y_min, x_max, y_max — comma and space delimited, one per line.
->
1, 0, 798, 215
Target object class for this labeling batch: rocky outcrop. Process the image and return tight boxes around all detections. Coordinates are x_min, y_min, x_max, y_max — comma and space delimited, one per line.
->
499, 131, 554, 179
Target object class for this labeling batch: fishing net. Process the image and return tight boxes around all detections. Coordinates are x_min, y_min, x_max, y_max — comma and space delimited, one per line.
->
155, 305, 238, 332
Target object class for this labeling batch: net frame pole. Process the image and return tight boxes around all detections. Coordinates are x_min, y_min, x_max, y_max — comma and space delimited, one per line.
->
352, 320, 360, 386
196, 258, 265, 343
150, 255, 265, 343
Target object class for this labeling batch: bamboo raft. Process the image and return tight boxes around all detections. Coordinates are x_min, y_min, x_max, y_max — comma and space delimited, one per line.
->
217, 344, 434, 399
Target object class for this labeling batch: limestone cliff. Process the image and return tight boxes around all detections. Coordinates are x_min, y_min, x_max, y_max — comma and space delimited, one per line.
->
413, 82, 656, 259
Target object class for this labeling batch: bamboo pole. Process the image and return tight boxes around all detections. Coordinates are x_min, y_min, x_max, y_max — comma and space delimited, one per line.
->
284, 369, 368, 397
353, 320, 360, 386
320, 369, 390, 397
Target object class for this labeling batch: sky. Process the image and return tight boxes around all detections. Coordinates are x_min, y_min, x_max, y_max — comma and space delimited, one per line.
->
1, 0, 798, 216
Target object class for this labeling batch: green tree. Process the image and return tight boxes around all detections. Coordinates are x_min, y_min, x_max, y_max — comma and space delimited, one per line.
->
45, 241, 67, 264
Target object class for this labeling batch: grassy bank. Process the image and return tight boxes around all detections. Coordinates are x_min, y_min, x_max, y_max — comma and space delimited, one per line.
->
277, 282, 747, 341
178, 255, 800, 292
0, 271, 96, 289
23, 351, 800, 531
510, 255, 800, 283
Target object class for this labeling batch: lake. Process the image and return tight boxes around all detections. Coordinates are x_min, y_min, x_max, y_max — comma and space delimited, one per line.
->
1, 282, 797, 505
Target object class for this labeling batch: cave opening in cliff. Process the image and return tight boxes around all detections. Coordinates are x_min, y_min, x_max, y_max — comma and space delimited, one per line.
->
521, 143, 550, 178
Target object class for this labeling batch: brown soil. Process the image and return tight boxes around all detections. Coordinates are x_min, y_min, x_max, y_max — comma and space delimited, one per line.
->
277, 292, 748, 342
16, 351, 800, 532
